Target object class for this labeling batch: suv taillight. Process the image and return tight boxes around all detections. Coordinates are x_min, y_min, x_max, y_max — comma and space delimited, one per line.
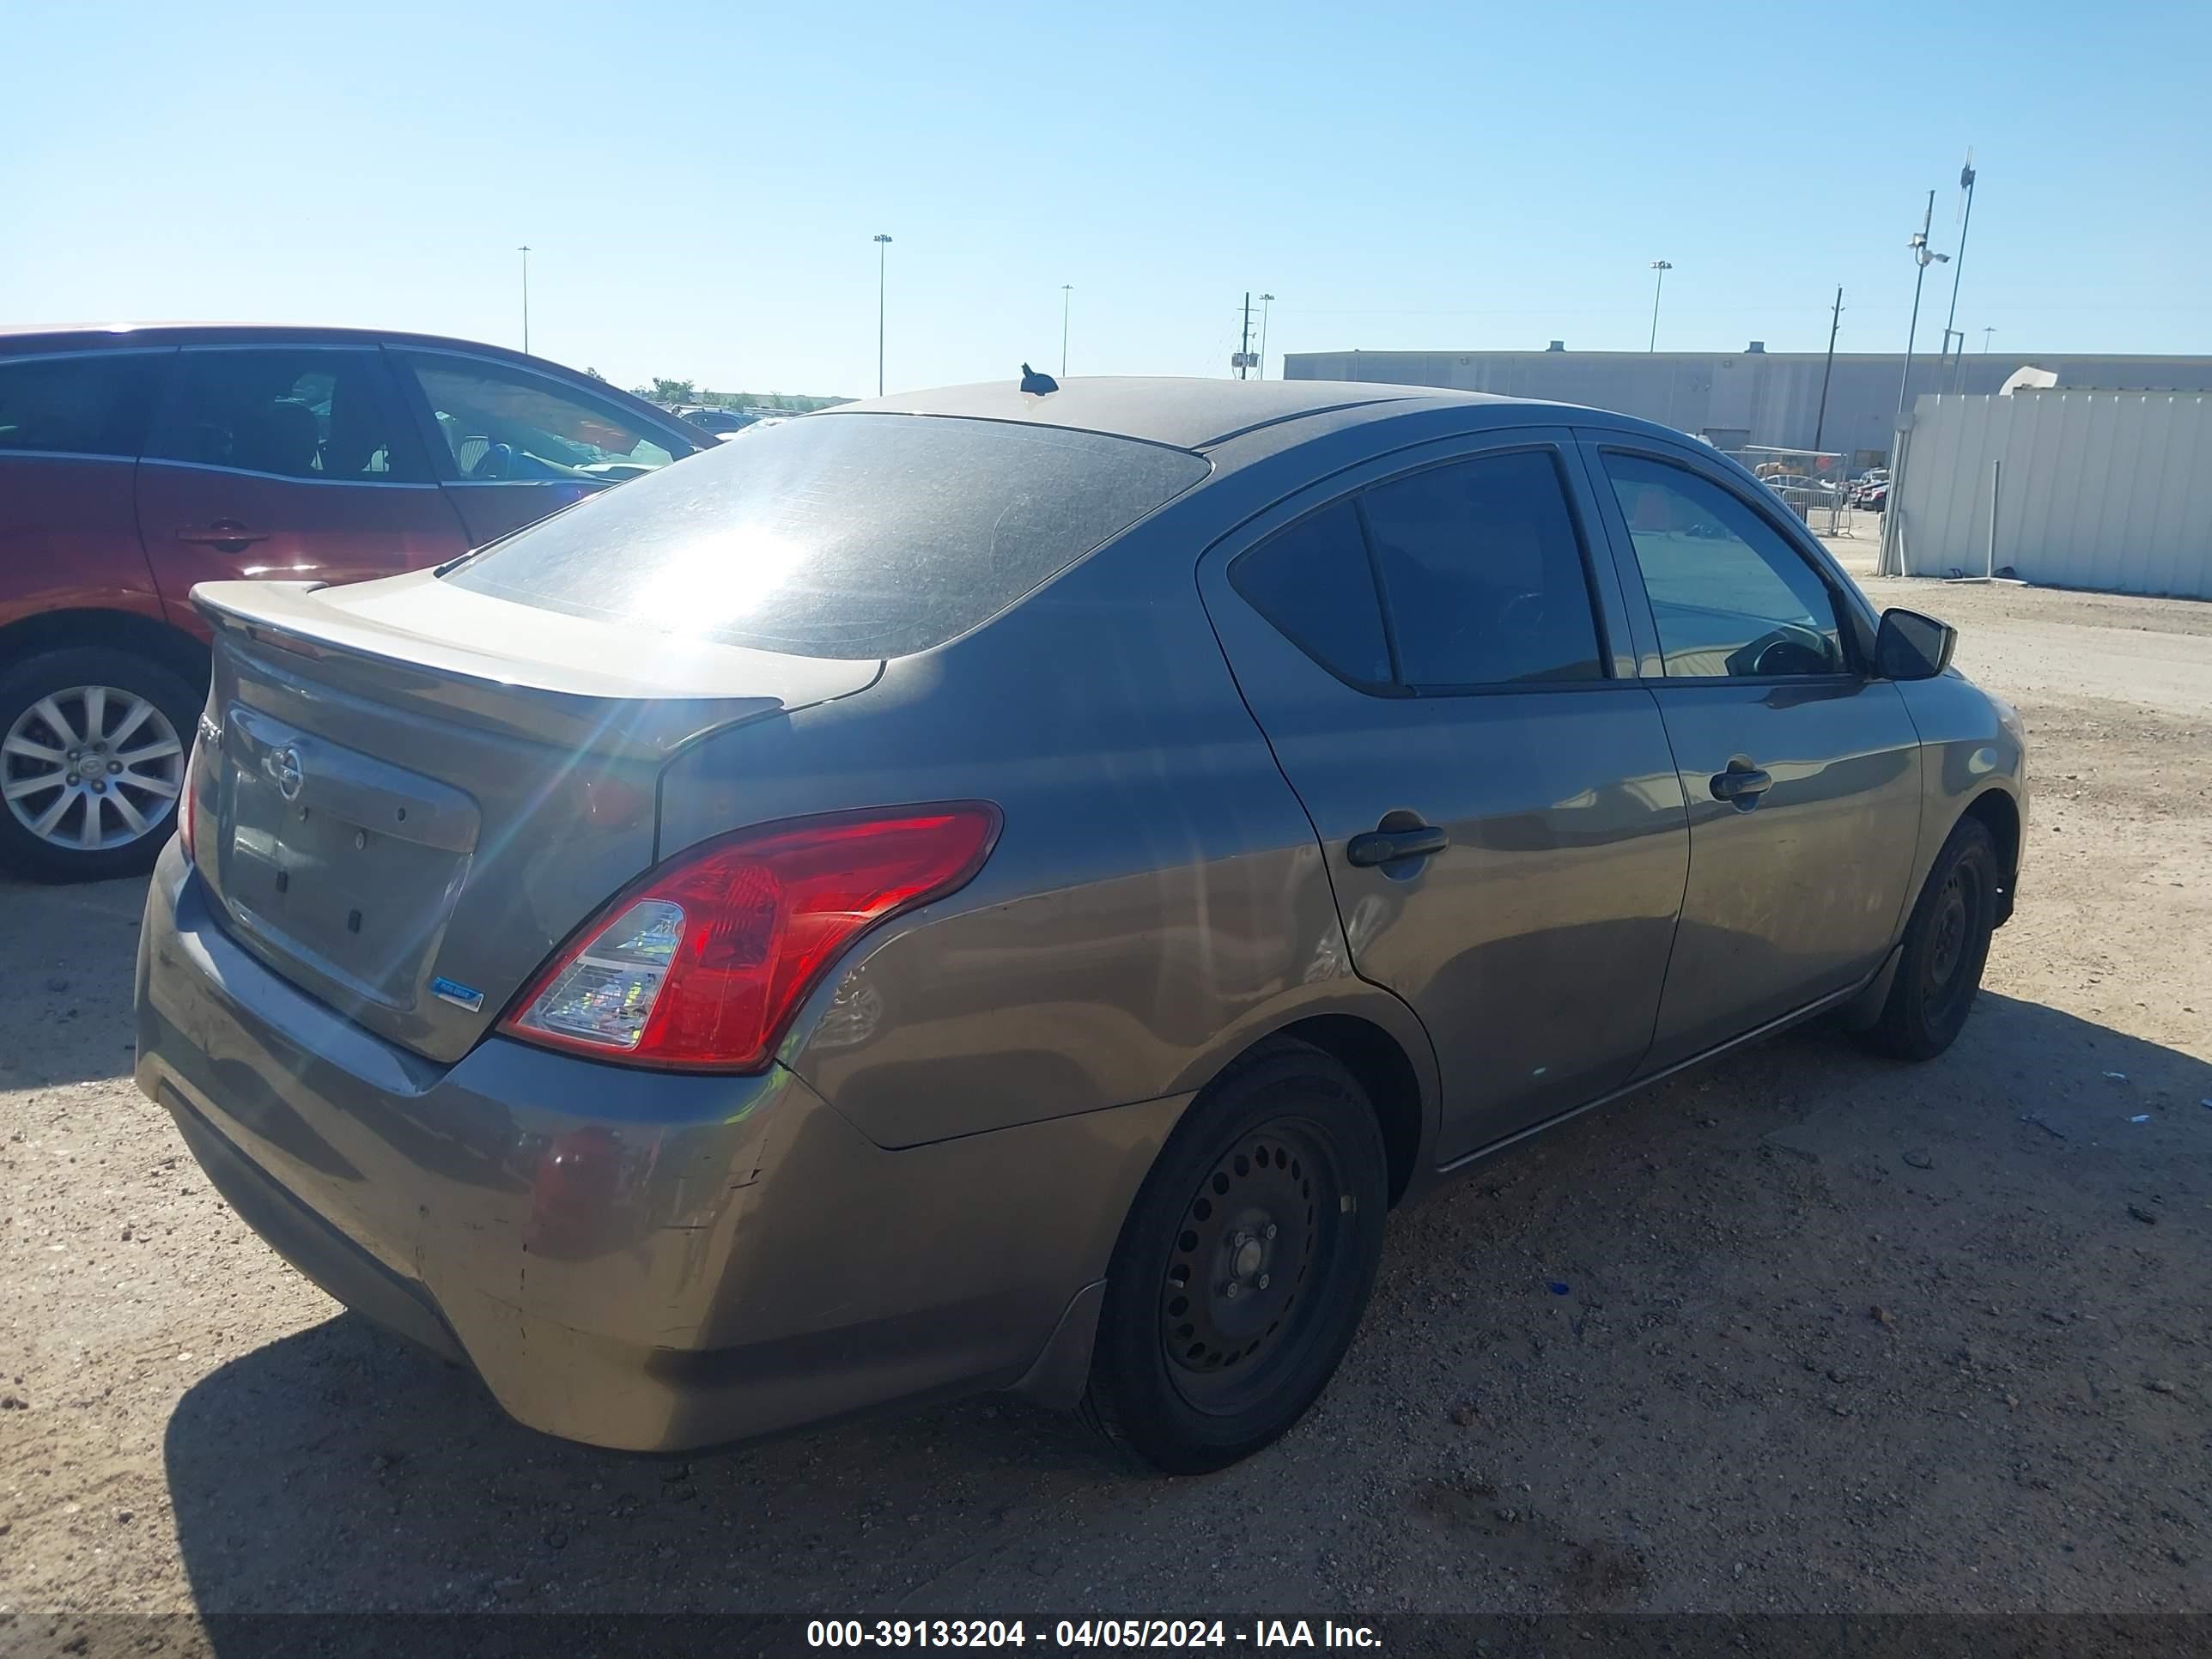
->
499, 803, 1000, 1072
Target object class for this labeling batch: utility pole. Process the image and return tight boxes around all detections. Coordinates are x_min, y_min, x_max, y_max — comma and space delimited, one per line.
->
517, 246, 532, 354
1060, 284, 1073, 377
1648, 260, 1672, 351
1896, 190, 1948, 425
1257, 293, 1275, 380
1814, 286, 1844, 457
1237, 291, 1253, 380
1939, 151, 1978, 386
872, 234, 893, 397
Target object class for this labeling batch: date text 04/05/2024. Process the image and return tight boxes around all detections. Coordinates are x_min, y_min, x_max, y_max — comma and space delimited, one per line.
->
805, 1620, 1382, 1649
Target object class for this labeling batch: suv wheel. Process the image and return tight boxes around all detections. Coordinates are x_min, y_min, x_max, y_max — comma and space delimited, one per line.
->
1082, 1038, 1387, 1474
0, 647, 200, 884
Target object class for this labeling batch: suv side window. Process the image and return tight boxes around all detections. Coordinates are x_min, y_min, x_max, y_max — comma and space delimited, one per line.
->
392, 351, 678, 481
1360, 448, 1606, 688
1600, 452, 1845, 679
0, 352, 166, 459
145, 349, 428, 482
1229, 499, 1393, 687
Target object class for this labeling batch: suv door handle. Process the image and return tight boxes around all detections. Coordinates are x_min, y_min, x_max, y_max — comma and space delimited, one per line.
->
176, 520, 270, 554
1346, 823, 1449, 867
1710, 762, 1774, 806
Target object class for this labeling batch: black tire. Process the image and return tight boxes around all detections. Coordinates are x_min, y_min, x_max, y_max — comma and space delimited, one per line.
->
1857, 816, 1999, 1061
0, 646, 202, 884
1081, 1038, 1388, 1474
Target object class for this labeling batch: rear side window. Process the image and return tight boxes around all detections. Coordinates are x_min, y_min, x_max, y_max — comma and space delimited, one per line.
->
0, 352, 165, 459
446, 414, 1210, 659
1359, 449, 1605, 687
146, 349, 428, 482
1230, 501, 1392, 686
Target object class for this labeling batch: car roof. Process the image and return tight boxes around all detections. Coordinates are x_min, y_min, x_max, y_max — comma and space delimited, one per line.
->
840, 375, 1675, 459
0, 321, 566, 371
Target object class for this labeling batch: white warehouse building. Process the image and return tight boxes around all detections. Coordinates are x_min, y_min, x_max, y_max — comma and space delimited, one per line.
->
1281, 346, 2212, 471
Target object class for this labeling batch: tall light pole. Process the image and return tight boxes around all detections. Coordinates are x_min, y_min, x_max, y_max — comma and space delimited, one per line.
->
1647, 261, 1672, 352
1981, 326, 1996, 354
1895, 191, 1950, 425
517, 246, 532, 354
1257, 293, 1275, 380
872, 234, 893, 397
1814, 286, 1844, 458
1060, 283, 1073, 377
1939, 150, 1978, 382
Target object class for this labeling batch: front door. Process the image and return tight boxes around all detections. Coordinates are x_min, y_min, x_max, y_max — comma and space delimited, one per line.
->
384, 348, 686, 547
1583, 441, 1923, 1071
134, 344, 465, 620
1200, 433, 1691, 1161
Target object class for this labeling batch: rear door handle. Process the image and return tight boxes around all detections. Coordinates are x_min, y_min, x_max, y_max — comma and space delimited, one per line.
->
1710, 762, 1774, 805
176, 520, 270, 554
1346, 823, 1449, 867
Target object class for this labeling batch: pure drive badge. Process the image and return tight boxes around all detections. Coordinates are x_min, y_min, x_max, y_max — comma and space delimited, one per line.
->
430, 977, 485, 1012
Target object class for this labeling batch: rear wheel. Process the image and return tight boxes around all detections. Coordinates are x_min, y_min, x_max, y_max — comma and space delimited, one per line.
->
0, 647, 199, 884
1858, 816, 1999, 1060
1082, 1039, 1387, 1474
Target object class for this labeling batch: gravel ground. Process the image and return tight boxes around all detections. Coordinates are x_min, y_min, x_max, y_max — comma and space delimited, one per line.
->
3, 575, 2208, 1631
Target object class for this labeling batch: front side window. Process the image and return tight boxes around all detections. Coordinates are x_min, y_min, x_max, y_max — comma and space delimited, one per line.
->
445, 412, 1209, 659
395, 352, 678, 482
1601, 453, 1844, 679
0, 352, 165, 459
145, 349, 426, 482
1230, 501, 1393, 686
1359, 449, 1606, 688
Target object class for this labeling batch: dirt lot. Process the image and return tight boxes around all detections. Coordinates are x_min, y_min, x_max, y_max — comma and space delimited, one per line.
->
3, 575, 2208, 1632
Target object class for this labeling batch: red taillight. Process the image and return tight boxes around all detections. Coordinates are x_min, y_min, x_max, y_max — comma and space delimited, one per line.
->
499, 803, 1000, 1072
177, 740, 203, 861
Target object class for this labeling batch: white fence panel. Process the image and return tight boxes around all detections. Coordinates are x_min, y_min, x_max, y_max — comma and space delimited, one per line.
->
1893, 392, 2212, 599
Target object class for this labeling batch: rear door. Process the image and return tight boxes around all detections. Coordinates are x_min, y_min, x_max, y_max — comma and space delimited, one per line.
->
1200, 430, 1690, 1161
135, 344, 466, 620
384, 347, 689, 546
1581, 438, 1922, 1070
0, 347, 172, 627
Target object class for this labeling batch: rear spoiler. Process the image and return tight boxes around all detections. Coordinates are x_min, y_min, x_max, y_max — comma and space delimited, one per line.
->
195, 574, 883, 761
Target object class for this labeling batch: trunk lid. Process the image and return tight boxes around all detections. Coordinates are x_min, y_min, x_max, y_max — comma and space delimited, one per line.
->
189, 570, 880, 1063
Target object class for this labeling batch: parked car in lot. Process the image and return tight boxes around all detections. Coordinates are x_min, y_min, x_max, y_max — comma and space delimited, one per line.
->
678, 405, 758, 436
0, 324, 715, 881
1760, 472, 1839, 510
134, 377, 2027, 1473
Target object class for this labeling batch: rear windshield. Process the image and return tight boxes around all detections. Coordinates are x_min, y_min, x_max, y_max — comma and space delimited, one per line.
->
444, 412, 1208, 659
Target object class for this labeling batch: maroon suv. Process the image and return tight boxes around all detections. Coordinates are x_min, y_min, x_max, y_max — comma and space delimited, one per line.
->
0, 324, 714, 881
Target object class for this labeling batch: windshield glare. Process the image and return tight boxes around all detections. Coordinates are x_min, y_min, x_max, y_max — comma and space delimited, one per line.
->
442, 412, 1207, 659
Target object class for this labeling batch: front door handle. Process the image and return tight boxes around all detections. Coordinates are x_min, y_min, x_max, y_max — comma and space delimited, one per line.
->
1346, 823, 1449, 867
176, 520, 270, 555
1710, 761, 1775, 806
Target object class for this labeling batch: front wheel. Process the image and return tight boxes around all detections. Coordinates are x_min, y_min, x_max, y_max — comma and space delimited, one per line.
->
0, 647, 200, 884
1857, 816, 2000, 1060
1082, 1038, 1387, 1474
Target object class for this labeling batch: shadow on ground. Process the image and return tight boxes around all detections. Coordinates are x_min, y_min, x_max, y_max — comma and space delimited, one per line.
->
164, 993, 2210, 1622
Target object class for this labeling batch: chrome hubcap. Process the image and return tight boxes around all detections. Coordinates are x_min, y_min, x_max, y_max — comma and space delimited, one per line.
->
3, 686, 184, 853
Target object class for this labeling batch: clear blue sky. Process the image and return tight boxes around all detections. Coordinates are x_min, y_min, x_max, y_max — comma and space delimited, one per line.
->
4, 1, 2206, 398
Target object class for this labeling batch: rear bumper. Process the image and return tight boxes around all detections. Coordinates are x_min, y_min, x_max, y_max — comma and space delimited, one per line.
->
136, 844, 1183, 1451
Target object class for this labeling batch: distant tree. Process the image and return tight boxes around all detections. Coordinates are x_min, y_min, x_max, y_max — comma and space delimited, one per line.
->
583, 366, 606, 381
651, 377, 696, 404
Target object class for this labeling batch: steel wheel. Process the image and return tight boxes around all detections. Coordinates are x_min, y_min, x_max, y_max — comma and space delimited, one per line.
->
1160, 1118, 1335, 1414
3, 684, 185, 854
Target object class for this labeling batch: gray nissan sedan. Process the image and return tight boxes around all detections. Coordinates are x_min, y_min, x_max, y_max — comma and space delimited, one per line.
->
135, 377, 2026, 1473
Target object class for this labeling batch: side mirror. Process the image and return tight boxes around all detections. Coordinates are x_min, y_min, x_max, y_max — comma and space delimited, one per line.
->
1875, 608, 1957, 681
